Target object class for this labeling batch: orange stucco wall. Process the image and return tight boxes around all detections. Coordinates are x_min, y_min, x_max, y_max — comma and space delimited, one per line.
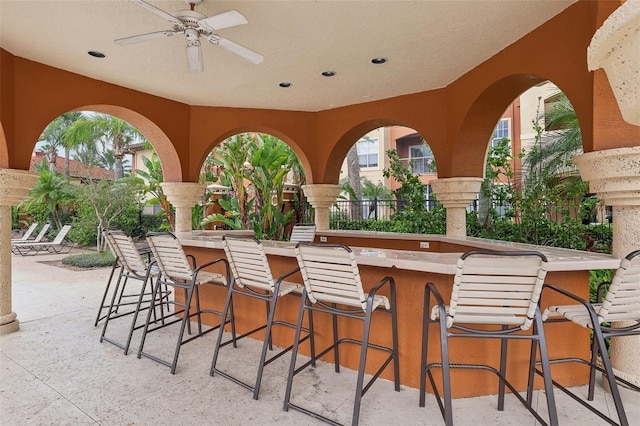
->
2, 0, 637, 183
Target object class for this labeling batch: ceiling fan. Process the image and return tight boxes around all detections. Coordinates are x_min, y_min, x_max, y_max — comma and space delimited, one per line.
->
114, 0, 263, 73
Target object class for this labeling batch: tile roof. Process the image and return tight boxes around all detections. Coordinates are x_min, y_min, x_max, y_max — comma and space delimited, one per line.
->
30, 151, 115, 180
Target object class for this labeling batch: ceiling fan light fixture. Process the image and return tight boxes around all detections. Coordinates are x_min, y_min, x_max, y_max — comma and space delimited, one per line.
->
88, 51, 106, 58
371, 57, 387, 64
321, 71, 336, 77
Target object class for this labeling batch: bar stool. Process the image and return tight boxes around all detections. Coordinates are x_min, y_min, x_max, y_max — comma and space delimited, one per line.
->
209, 235, 312, 400
137, 232, 234, 374
284, 242, 400, 426
98, 230, 168, 353
540, 249, 640, 426
419, 250, 558, 426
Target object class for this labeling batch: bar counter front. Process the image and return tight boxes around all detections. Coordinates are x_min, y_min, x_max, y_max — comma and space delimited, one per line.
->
176, 230, 620, 399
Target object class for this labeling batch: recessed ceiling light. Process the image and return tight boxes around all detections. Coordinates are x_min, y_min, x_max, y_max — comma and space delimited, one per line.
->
371, 57, 387, 64
321, 71, 336, 77
88, 51, 106, 58
279, 82, 292, 88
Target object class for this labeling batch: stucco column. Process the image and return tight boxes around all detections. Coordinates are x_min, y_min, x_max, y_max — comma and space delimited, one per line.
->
161, 182, 205, 235
587, 0, 640, 126
575, 147, 640, 387
585, 1, 640, 389
301, 184, 341, 230
0, 169, 39, 335
431, 177, 483, 238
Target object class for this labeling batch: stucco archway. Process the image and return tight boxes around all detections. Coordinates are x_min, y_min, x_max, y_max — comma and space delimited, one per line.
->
451, 74, 547, 178
195, 125, 311, 184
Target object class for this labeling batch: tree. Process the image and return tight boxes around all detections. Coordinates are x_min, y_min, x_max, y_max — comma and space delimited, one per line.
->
479, 137, 515, 230
63, 114, 143, 179
72, 180, 140, 252
201, 133, 304, 239
205, 134, 255, 230
245, 134, 297, 239
382, 149, 428, 233
361, 179, 392, 199
524, 94, 585, 195
19, 161, 74, 230
132, 153, 175, 231
37, 112, 82, 176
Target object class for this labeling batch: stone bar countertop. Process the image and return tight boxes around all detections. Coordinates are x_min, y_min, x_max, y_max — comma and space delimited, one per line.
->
178, 229, 621, 274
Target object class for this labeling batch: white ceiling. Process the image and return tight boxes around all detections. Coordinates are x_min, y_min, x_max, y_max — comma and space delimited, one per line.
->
1, 0, 577, 112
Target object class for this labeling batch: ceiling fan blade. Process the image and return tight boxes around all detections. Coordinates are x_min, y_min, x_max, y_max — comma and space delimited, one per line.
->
129, 0, 182, 26
114, 30, 179, 45
186, 40, 204, 73
208, 35, 264, 64
199, 10, 248, 31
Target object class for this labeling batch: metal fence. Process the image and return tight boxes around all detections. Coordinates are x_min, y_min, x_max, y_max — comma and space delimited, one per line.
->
315, 197, 612, 227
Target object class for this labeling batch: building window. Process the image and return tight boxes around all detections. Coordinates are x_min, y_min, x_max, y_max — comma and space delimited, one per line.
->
408, 144, 434, 174
357, 138, 379, 168
491, 118, 511, 148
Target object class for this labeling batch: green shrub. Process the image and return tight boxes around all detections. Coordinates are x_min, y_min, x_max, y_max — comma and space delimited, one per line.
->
62, 252, 116, 268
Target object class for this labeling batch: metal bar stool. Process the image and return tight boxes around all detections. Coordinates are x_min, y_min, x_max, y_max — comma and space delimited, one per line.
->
98, 230, 167, 354
137, 232, 235, 374
419, 250, 558, 426
283, 242, 400, 426
209, 235, 313, 400
540, 249, 640, 426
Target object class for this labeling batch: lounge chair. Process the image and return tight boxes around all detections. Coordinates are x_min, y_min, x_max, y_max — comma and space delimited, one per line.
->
12, 225, 73, 256
11, 222, 38, 242
11, 223, 51, 253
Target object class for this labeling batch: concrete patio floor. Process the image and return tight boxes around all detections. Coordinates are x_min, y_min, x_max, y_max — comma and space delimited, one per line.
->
1, 249, 638, 425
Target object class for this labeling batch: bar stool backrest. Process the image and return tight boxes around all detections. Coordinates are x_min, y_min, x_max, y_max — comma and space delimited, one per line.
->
598, 250, 640, 323
146, 233, 194, 282
294, 243, 367, 311
222, 235, 275, 292
289, 224, 316, 243
104, 230, 149, 276
449, 250, 548, 330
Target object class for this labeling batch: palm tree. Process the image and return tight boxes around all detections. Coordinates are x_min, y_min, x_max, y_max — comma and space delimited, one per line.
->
63, 114, 143, 179
36, 112, 82, 175
525, 93, 584, 195
20, 163, 74, 230
133, 153, 175, 230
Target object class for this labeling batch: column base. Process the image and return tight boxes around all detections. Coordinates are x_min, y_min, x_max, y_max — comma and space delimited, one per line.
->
0, 319, 19, 335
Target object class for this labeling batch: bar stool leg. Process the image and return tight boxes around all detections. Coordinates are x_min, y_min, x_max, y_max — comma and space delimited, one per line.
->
94, 261, 121, 326
253, 287, 280, 400
352, 300, 374, 425
419, 284, 431, 408
210, 283, 235, 376
170, 281, 197, 374
534, 310, 558, 426
389, 282, 400, 391
123, 270, 155, 355
99, 271, 126, 343
283, 289, 308, 412
138, 278, 161, 359
497, 328, 509, 411
332, 304, 340, 373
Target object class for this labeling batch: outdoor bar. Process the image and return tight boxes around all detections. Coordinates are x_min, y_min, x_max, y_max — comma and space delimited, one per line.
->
177, 229, 620, 398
